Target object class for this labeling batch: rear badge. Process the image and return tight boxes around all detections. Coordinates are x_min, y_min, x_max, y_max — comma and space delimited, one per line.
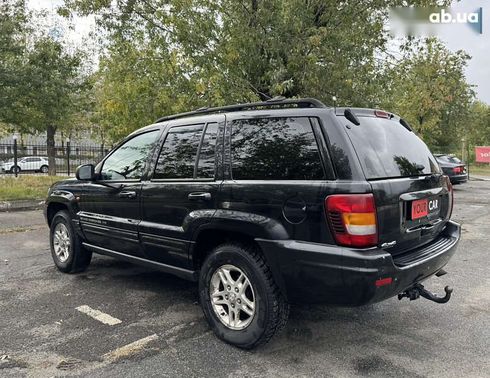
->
381, 241, 397, 249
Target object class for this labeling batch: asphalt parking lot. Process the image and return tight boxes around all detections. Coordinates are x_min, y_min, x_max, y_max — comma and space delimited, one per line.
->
0, 180, 489, 377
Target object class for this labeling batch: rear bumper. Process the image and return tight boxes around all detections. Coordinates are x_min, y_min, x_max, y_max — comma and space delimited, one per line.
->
449, 174, 468, 183
257, 220, 460, 305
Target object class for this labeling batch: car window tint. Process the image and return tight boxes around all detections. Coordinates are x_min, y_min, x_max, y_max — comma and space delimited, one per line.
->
154, 124, 204, 179
197, 123, 219, 179
101, 131, 159, 180
231, 117, 325, 180
344, 116, 440, 179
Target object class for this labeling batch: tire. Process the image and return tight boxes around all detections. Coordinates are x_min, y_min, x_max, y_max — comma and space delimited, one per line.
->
50, 210, 92, 273
40, 165, 49, 173
199, 243, 289, 349
10, 166, 20, 174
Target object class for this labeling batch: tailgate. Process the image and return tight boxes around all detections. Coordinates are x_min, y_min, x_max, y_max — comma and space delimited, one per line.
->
338, 110, 453, 254
370, 175, 452, 255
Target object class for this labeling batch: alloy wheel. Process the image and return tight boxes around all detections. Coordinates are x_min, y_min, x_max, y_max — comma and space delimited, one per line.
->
209, 264, 256, 330
53, 223, 71, 263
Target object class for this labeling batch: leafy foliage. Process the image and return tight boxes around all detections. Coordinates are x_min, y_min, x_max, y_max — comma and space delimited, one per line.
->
63, 0, 449, 142
0, 1, 85, 174
382, 39, 475, 150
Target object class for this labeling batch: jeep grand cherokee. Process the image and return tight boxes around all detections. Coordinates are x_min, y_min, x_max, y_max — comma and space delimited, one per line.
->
44, 98, 460, 349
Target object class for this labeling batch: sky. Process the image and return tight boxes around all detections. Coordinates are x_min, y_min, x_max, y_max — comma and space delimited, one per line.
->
435, 0, 489, 104
28, 0, 489, 104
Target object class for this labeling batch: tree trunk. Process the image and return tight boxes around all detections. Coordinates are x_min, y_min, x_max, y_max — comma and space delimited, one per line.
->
46, 125, 57, 176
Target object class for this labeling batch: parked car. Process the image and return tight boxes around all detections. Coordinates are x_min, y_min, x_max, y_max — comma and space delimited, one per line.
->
44, 98, 460, 349
434, 154, 468, 184
1, 156, 49, 174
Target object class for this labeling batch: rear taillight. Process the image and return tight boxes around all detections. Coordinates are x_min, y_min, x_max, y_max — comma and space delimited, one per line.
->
325, 194, 378, 248
453, 166, 463, 174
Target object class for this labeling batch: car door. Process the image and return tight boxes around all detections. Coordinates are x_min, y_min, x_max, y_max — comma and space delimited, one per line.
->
79, 128, 162, 257
139, 116, 224, 268
18, 158, 28, 170
29, 157, 42, 171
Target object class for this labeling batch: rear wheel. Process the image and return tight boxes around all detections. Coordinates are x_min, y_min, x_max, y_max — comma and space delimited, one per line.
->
40, 165, 49, 173
199, 243, 289, 349
50, 210, 92, 273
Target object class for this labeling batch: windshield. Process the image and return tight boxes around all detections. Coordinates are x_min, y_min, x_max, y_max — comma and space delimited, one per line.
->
343, 116, 441, 180
436, 155, 462, 164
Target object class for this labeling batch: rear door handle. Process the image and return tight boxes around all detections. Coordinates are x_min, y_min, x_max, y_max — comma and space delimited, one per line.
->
118, 191, 137, 199
188, 192, 212, 201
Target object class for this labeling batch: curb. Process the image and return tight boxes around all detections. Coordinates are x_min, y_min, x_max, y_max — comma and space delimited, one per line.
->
0, 200, 44, 212
470, 176, 490, 182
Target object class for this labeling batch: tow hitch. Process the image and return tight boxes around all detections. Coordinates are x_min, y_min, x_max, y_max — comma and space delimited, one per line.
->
398, 283, 453, 304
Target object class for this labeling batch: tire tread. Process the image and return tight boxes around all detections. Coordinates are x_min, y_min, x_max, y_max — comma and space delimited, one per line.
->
204, 242, 289, 349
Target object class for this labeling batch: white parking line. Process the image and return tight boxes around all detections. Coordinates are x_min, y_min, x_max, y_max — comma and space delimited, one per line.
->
103, 334, 158, 362
76, 305, 122, 326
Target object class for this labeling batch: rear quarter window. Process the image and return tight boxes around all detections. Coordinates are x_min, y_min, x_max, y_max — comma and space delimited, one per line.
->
343, 116, 440, 179
230, 117, 325, 180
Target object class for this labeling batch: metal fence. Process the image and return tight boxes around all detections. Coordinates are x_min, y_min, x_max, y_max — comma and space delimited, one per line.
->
0, 143, 108, 176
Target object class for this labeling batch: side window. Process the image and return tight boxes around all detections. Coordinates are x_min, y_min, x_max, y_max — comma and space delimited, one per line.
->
231, 117, 325, 180
153, 124, 204, 179
101, 131, 159, 181
197, 123, 219, 178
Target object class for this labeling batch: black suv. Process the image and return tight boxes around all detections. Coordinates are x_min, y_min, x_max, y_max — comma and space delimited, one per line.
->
45, 98, 460, 349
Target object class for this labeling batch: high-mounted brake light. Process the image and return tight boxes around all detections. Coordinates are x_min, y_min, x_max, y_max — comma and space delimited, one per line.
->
374, 110, 390, 119
325, 194, 378, 248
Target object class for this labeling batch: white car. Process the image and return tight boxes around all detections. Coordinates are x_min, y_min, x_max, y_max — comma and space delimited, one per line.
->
1, 156, 50, 173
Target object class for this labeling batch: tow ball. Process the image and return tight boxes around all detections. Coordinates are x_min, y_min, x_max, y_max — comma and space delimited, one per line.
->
398, 283, 453, 304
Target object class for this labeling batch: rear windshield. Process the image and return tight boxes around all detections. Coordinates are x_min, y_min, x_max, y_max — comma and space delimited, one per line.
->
436, 155, 462, 164
343, 116, 440, 179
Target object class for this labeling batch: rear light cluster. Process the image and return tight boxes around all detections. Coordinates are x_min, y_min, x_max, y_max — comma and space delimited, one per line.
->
452, 166, 464, 174
325, 194, 378, 248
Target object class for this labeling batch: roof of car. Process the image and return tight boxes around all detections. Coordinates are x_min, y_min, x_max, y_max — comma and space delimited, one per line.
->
130, 98, 408, 138
154, 97, 329, 124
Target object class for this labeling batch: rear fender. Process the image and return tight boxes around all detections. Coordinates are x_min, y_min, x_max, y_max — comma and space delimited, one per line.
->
190, 209, 289, 296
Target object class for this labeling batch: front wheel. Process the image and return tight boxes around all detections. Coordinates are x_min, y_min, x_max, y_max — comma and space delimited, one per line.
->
199, 243, 289, 349
10, 166, 20, 174
50, 210, 92, 273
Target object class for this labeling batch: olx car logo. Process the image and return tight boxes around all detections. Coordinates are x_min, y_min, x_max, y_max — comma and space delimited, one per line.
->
429, 8, 483, 34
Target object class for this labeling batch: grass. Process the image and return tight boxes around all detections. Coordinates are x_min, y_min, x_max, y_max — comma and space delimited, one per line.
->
0, 175, 70, 201
469, 164, 490, 177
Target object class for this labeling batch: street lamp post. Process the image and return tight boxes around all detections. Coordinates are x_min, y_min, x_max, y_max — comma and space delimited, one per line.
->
13, 133, 18, 178
66, 137, 71, 176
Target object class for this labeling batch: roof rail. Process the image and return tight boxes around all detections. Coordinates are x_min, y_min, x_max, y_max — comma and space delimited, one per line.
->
155, 97, 327, 123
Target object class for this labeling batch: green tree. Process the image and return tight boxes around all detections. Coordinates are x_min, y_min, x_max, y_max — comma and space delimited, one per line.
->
467, 101, 490, 148
383, 39, 474, 149
1, 2, 86, 174
22, 37, 83, 174
0, 0, 28, 128
62, 0, 449, 142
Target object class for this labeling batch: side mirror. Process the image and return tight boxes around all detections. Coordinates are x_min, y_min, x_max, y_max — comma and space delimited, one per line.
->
76, 164, 95, 181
